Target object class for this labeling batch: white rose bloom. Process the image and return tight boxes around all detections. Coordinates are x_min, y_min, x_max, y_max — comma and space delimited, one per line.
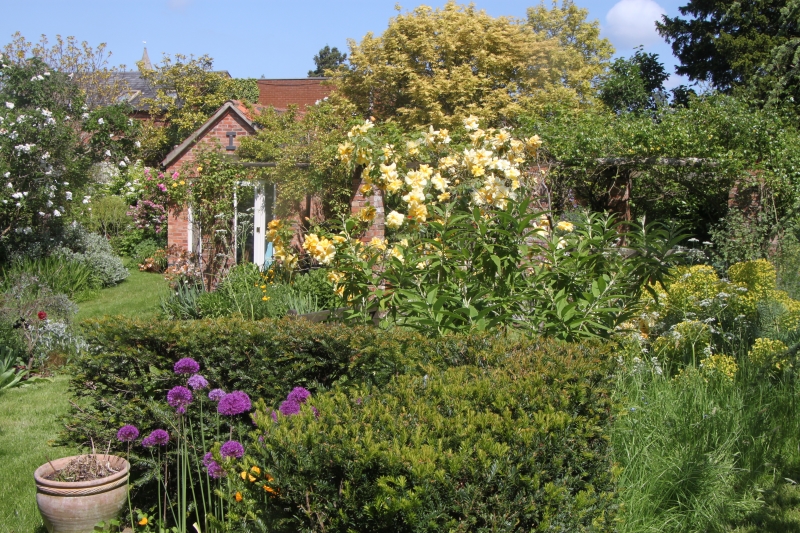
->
65, 191, 72, 201
53, 209, 61, 217
97, 118, 104, 125
104, 150, 112, 157
5, 102, 14, 109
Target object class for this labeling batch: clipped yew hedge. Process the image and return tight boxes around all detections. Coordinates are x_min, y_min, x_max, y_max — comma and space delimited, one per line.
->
241, 336, 619, 532
65, 317, 618, 531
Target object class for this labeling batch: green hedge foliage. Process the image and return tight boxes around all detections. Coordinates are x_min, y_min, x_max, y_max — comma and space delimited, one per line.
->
66, 318, 617, 531
241, 341, 618, 532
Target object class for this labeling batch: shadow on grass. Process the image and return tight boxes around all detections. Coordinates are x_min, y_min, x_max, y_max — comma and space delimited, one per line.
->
731, 482, 800, 533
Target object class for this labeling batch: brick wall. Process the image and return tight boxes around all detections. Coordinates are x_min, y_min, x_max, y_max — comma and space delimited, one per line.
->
350, 175, 386, 243
165, 112, 253, 176
257, 79, 332, 113
166, 109, 255, 257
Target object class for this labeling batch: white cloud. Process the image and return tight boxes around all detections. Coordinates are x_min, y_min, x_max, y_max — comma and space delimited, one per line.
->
606, 0, 666, 48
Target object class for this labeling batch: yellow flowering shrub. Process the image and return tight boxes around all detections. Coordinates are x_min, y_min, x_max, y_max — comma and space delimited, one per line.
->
699, 353, 738, 382
748, 337, 789, 371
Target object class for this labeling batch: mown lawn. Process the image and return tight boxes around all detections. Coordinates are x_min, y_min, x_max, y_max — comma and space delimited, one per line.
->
0, 376, 79, 533
77, 266, 169, 321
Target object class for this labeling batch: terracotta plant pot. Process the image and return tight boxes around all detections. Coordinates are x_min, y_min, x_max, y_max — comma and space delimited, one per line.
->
34, 455, 130, 533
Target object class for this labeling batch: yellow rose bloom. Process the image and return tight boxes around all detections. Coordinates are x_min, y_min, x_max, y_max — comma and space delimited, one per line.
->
386, 210, 405, 229
556, 221, 574, 232
358, 205, 376, 222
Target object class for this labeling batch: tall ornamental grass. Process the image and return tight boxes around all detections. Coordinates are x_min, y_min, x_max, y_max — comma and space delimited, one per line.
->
613, 356, 800, 533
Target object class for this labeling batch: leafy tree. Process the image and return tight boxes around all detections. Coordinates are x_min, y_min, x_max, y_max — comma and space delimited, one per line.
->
522, 94, 800, 237
137, 54, 236, 165
2, 32, 128, 109
763, 0, 800, 110
656, 0, 790, 91
238, 95, 358, 218
308, 45, 347, 77
332, 1, 611, 129
526, 0, 614, 101
600, 47, 669, 113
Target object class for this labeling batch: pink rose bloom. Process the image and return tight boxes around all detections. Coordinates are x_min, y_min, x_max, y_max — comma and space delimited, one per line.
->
158, 183, 167, 192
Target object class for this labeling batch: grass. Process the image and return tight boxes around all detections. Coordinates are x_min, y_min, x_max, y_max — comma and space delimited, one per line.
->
0, 376, 79, 533
77, 265, 169, 321
613, 358, 800, 533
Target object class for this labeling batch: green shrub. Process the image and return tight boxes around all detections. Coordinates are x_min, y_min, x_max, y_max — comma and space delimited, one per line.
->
232, 339, 617, 532
65, 318, 616, 531
291, 267, 340, 311
56, 226, 129, 287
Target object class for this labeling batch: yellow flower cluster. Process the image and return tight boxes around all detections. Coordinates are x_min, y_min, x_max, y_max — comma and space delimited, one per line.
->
748, 337, 789, 371
556, 221, 574, 232
266, 219, 297, 268
340, 114, 532, 229
699, 353, 738, 382
303, 233, 336, 265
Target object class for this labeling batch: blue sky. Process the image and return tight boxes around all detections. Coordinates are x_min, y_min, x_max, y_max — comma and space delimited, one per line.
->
1, 0, 689, 88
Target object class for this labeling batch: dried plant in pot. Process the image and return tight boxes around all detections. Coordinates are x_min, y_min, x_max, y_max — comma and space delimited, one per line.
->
33, 454, 130, 533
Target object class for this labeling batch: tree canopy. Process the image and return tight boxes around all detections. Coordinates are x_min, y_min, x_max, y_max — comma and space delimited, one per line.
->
137, 54, 236, 165
332, 1, 613, 129
599, 47, 669, 114
308, 45, 347, 77
656, 0, 791, 91
2, 32, 129, 109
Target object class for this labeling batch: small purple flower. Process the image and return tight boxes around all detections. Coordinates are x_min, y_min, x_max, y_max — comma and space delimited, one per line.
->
279, 399, 301, 416
202, 452, 215, 467
217, 391, 251, 416
142, 429, 169, 447
220, 440, 244, 459
287, 387, 311, 404
270, 410, 278, 422
116, 425, 139, 442
174, 358, 200, 375
207, 461, 225, 478
167, 386, 193, 414
208, 388, 226, 402
311, 406, 320, 418
187, 374, 209, 390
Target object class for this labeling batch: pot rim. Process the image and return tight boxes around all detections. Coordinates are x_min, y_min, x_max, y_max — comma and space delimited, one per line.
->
34, 454, 130, 490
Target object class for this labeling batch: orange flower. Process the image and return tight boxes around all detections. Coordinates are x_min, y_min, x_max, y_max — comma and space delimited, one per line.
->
138, 517, 148, 526
235, 491, 243, 502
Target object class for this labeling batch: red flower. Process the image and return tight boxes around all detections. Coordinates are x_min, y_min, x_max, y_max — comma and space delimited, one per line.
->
37, 311, 47, 321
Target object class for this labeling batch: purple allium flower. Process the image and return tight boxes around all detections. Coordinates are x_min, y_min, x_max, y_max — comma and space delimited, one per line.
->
207, 461, 225, 478
116, 424, 139, 442
208, 388, 226, 402
220, 440, 244, 459
142, 429, 169, 447
287, 387, 311, 404
279, 399, 301, 416
167, 386, 193, 414
187, 374, 209, 390
174, 357, 200, 375
217, 391, 251, 416
202, 452, 215, 467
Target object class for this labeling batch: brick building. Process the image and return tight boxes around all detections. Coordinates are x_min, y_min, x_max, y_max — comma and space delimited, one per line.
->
162, 78, 385, 269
